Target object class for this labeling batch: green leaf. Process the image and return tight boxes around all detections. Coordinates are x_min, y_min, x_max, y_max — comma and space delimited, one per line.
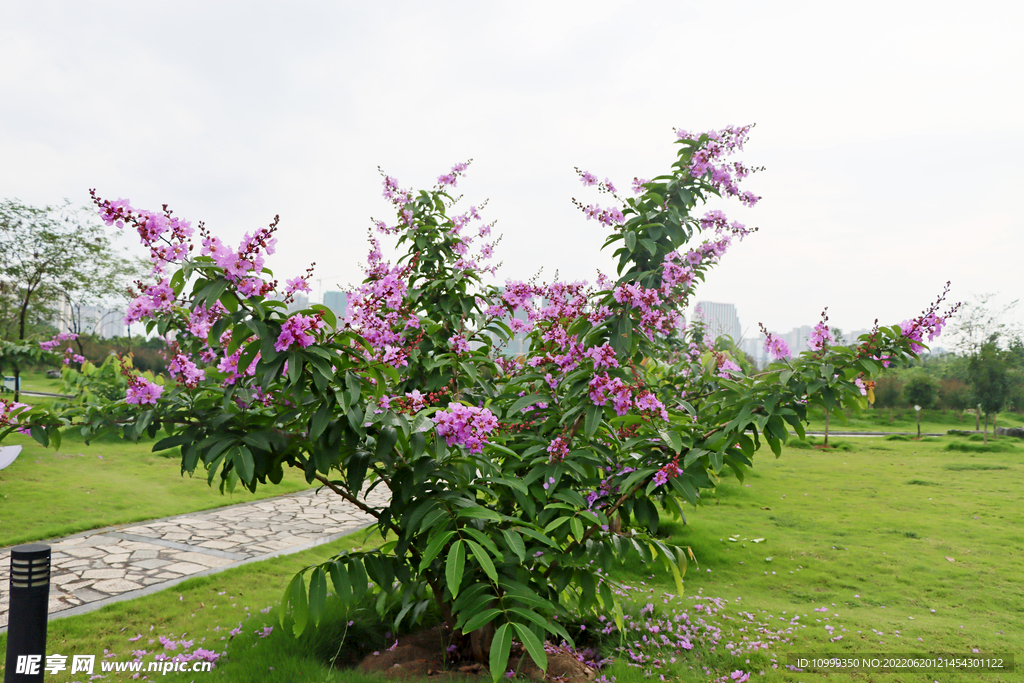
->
663, 430, 683, 454
344, 371, 361, 410
349, 559, 368, 602
283, 572, 309, 637
328, 561, 350, 603
308, 567, 327, 625
584, 403, 603, 439
625, 230, 637, 252
489, 623, 514, 682
232, 445, 255, 482
466, 539, 498, 583
515, 526, 558, 547
29, 425, 48, 447
310, 401, 332, 440
501, 529, 526, 562
446, 540, 465, 599
507, 393, 546, 416
512, 622, 547, 672
418, 530, 456, 571
456, 505, 502, 522
220, 290, 239, 314
376, 426, 398, 459
570, 517, 585, 541
461, 608, 502, 634
153, 432, 192, 452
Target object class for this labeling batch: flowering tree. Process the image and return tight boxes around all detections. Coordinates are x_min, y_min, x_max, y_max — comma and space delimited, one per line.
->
6, 127, 953, 680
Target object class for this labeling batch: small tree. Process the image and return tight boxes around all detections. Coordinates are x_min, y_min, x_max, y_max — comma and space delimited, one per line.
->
939, 378, 971, 419
902, 370, 938, 409
3, 129, 955, 679
969, 339, 1010, 443
0, 199, 143, 400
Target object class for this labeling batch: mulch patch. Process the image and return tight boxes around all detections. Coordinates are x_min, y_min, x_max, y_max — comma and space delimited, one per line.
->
355, 626, 597, 682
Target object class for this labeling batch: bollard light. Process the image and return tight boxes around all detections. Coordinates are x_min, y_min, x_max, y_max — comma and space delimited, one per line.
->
4, 544, 51, 683
915, 405, 922, 438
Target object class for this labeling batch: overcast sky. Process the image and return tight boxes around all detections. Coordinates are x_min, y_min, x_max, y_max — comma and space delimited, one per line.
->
2, 1, 1021, 344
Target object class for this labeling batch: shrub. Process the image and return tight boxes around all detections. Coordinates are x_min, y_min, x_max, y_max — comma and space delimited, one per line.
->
7, 127, 954, 680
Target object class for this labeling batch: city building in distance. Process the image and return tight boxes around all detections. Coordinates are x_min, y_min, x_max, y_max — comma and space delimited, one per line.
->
693, 301, 741, 343
58, 302, 126, 339
323, 290, 348, 318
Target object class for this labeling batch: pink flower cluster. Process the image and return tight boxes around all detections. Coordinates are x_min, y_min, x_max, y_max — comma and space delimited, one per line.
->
200, 227, 278, 297
38, 332, 77, 351
96, 197, 195, 276
547, 435, 570, 462
900, 312, 945, 354
808, 322, 833, 351
698, 210, 756, 241
168, 353, 206, 388
274, 314, 325, 352
588, 373, 634, 415
344, 262, 413, 367
0, 399, 32, 435
634, 390, 669, 421
432, 404, 499, 454
125, 279, 175, 324
187, 303, 227, 339
652, 456, 681, 487
125, 376, 163, 406
717, 357, 741, 379
675, 126, 760, 207
612, 283, 682, 340
583, 204, 625, 226
39, 333, 85, 365
437, 161, 469, 188
763, 333, 791, 360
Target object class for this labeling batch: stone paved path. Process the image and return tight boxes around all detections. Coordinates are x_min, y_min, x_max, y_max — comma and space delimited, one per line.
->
0, 486, 390, 629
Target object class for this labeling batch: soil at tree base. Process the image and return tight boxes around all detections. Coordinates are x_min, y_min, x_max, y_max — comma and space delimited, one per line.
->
354, 626, 596, 682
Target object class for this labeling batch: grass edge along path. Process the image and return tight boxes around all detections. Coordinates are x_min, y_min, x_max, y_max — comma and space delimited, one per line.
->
0, 431, 314, 548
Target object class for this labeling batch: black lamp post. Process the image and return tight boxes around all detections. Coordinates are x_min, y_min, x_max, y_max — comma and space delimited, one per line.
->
4, 544, 51, 683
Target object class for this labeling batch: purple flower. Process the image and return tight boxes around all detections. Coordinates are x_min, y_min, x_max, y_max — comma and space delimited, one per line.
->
125, 376, 163, 406
808, 322, 833, 351
763, 334, 791, 360
432, 404, 499, 454
275, 313, 325, 352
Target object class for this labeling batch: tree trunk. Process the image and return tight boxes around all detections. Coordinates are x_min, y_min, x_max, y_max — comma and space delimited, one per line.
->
992, 413, 997, 439
469, 623, 495, 665
975, 405, 981, 432
888, 407, 893, 423
15, 281, 35, 404
824, 411, 830, 448
984, 413, 988, 445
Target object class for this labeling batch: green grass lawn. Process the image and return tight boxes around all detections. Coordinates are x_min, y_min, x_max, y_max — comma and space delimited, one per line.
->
0, 431, 313, 548
16, 369, 65, 395
1, 530, 388, 683
804, 406, 1024, 435
2, 434, 1021, 682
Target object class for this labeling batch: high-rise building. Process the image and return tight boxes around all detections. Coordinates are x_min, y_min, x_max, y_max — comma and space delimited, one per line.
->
58, 302, 127, 339
323, 291, 348, 318
739, 336, 768, 368
693, 301, 742, 343
781, 325, 813, 353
